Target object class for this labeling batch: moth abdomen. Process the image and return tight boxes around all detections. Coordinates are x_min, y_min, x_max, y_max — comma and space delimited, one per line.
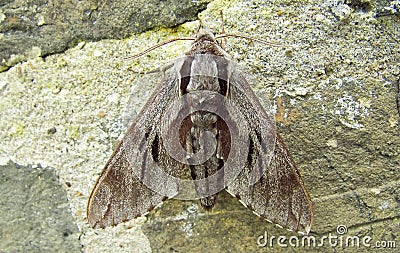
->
190, 111, 218, 128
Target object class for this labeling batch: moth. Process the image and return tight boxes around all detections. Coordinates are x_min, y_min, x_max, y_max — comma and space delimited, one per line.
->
87, 28, 313, 234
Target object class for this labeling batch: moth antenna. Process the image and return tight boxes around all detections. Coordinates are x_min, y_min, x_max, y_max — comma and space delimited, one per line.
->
216, 33, 291, 48
219, 10, 227, 49
123, 37, 195, 61
220, 11, 225, 35
196, 18, 203, 35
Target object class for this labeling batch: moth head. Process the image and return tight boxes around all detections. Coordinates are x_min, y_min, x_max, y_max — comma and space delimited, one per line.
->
189, 30, 225, 56
194, 30, 218, 43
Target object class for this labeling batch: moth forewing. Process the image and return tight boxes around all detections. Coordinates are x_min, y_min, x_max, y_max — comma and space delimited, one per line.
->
87, 30, 313, 234
87, 68, 182, 228
219, 66, 312, 234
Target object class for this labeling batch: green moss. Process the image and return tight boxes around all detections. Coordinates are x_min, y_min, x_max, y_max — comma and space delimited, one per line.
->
10, 122, 26, 137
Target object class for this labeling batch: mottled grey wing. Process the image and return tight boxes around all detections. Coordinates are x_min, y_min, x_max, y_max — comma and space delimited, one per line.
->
225, 70, 313, 234
87, 71, 182, 228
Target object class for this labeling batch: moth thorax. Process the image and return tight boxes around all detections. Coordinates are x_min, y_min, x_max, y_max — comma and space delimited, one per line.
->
187, 75, 220, 93
190, 111, 217, 128
186, 55, 221, 93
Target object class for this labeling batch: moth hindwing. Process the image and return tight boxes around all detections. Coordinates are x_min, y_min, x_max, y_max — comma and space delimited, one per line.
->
87, 30, 313, 234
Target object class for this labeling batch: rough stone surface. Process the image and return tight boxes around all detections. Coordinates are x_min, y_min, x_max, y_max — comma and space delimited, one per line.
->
0, 0, 399, 252
0, 161, 81, 253
0, 0, 210, 72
